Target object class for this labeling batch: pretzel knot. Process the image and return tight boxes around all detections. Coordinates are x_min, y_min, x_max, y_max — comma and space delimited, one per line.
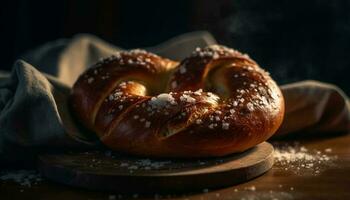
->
71, 45, 284, 157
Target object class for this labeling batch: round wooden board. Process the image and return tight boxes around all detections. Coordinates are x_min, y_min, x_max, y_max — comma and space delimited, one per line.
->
38, 142, 274, 193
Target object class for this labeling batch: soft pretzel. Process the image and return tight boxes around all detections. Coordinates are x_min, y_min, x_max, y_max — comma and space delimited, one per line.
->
70, 45, 284, 157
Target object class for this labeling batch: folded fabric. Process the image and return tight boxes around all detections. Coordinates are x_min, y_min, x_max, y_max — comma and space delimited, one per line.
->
0, 32, 349, 163
277, 81, 349, 137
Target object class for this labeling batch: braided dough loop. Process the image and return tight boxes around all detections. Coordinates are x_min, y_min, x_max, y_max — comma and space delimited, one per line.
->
71, 45, 284, 157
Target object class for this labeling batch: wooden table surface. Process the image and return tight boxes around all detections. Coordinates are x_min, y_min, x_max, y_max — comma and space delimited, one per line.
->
1, 133, 349, 200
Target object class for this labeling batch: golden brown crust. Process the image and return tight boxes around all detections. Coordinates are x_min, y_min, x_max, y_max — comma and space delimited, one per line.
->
70, 45, 285, 157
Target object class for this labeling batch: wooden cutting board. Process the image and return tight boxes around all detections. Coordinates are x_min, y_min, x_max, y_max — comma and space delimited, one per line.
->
38, 142, 274, 193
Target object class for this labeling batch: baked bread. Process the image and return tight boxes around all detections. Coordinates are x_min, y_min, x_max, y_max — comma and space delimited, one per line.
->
70, 45, 284, 157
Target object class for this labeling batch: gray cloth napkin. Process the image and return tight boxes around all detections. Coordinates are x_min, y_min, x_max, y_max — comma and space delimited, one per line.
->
0, 32, 349, 163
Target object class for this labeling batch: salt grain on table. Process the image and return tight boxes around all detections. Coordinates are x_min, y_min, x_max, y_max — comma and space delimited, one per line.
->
273, 142, 336, 175
0, 170, 42, 187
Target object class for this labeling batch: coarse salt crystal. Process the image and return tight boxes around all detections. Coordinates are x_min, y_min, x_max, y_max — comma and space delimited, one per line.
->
87, 77, 94, 83
194, 89, 203, 96
179, 65, 187, 74
180, 94, 196, 103
149, 93, 176, 108
247, 102, 254, 111
222, 123, 230, 130
208, 124, 215, 129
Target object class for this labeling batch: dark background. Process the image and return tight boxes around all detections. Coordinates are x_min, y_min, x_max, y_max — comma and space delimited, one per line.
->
0, 0, 349, 94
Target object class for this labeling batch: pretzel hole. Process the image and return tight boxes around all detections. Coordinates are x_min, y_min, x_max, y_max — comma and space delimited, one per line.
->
204, 61, 234, 99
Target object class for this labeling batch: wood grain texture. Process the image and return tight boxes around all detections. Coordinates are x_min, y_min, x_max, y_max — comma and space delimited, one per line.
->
1, 134, 349, 199
37, 142, 274, 193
